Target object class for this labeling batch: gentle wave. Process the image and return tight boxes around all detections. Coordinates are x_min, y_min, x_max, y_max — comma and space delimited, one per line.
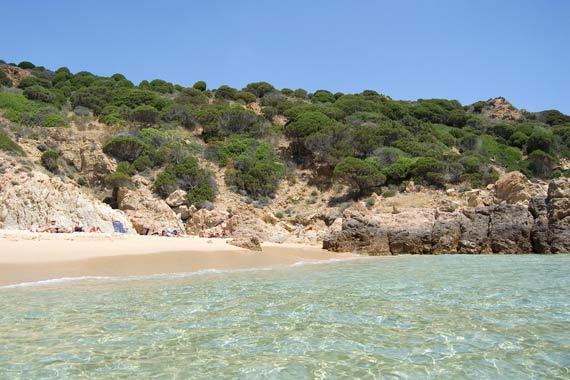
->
0, 257, 362, 289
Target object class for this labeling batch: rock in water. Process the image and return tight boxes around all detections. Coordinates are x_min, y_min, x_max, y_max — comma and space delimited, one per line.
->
322, 216, 391, 255
458, 208, 492, 254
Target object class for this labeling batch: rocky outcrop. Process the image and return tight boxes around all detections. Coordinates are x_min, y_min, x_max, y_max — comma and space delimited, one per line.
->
0, 161, 132, 233
547, 178, 570, 253
529, 197, 550, 253
228, 237, 262, 252
323, 181, 570, 254
322, 216, 390, 255
116, 186, 180, 234
481, 97, 523, 122
166, 190, 187, 207
494, 171, 531, 204
489, 204, 533, 254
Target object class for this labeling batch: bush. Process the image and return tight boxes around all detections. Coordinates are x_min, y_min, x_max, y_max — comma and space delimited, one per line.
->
527, 130, 554, 154
42, 114, 68, 128
129, 105, 159, 125
103, 136, 147, 162
311, 90, 336, 103
149, 79, 174, 94
224, 139, 284, 197
154, 156, 217, 204
528, 150, 557, 178
41, 150, 60, 172
193, 81, 207, 91
104, 172, 132, 188
0, 131, 24, 155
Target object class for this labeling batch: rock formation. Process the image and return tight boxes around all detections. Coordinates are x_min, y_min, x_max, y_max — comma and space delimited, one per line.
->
323, 178, 570, 254
0, 158, 132, 233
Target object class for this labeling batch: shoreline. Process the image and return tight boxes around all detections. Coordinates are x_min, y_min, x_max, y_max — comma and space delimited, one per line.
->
0, 230, 360, 287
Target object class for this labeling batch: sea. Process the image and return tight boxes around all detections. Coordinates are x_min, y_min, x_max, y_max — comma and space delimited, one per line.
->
0, 255, 569, 379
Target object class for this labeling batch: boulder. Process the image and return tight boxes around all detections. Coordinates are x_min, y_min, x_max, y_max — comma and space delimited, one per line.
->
489, 204, 533, 254
494, 171, 531, 204
228, 237, 262, 251
166, 189, 187, 207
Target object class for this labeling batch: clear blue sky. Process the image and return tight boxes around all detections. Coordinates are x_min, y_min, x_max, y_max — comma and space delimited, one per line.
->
3, 0, 569, 113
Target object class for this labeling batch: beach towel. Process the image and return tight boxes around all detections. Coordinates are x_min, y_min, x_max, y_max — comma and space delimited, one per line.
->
112, 220, 127, 233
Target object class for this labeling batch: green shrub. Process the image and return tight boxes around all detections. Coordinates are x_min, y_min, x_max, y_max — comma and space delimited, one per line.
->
225, 141, 284, 197
153, 171, 178, 197
41, 150, 60, 172
527, 130, 554, 154
0, 131, 24, 155
104, 172, 132, 188
149, 79, 174, 94
42, 113, 68, 128
509, 131, 529, 148
103, 136, 147, 162
274, 211, 284, 219
193, 81, 207, 91
382, 157, 417, 184
0, 91, 45, 124
528, 150, 557, 178
18, 61, 35, 69
129, 105, 159, 125
311, 90, 336, 103
132, 155, 153, 172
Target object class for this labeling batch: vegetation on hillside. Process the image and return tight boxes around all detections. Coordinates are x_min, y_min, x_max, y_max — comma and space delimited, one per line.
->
1, 59, 569, 207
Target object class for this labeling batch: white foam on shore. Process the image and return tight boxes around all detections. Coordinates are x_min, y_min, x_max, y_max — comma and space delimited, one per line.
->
0, 257, 366, 290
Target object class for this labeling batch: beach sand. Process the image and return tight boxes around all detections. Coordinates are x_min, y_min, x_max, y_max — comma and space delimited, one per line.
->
0, 231, 358, 286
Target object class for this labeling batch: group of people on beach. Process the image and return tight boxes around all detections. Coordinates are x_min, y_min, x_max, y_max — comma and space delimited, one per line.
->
30, 220, 103, 234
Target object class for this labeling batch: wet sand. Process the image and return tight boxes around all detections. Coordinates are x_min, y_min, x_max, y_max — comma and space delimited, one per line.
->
0, 231, 358, 286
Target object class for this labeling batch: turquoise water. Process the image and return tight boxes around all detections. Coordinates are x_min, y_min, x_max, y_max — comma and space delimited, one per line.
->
0, 256, 569, 379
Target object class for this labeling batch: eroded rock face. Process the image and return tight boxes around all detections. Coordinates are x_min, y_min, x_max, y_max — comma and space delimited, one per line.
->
458, 208, 491, 254
481, 97, 523, 122
0, 166, 132, 233
432, 213, 461, 254
489, 204, 533, 254
547, 178, 570, 253
529, 197, 550, 253
323, 198, 565, 255
322, 216, 390, 255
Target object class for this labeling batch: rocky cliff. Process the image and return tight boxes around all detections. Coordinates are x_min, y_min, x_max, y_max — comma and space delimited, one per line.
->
323, 178, 570, 254
0, 155, 132, 233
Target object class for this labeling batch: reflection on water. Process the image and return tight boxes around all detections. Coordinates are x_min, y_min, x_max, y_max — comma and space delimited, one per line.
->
1, 255, 569, 379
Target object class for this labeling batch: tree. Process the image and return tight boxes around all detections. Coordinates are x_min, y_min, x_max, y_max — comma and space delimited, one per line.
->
311, 89, 336, 103
243, 82, 275, 98
334, 157, 386, 198
193, 81, 207, 91
103, 136, 147, 162
18, 61, 35, 69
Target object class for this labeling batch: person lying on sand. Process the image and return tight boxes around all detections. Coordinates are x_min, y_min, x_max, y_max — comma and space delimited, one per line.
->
89, 226, 103, 233
74, 221, 84, 232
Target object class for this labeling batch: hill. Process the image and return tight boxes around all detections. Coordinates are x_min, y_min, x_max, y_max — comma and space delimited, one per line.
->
1, 59, 569, 248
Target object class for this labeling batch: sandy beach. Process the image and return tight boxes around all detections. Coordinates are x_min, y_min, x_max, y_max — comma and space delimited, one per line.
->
0, 230, 359, 286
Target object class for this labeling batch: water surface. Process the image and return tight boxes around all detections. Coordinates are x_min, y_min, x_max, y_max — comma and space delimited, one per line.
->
1, 256, 569, 379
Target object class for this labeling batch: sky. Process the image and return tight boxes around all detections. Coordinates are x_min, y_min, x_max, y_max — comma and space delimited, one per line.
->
2, 0, 569, 113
